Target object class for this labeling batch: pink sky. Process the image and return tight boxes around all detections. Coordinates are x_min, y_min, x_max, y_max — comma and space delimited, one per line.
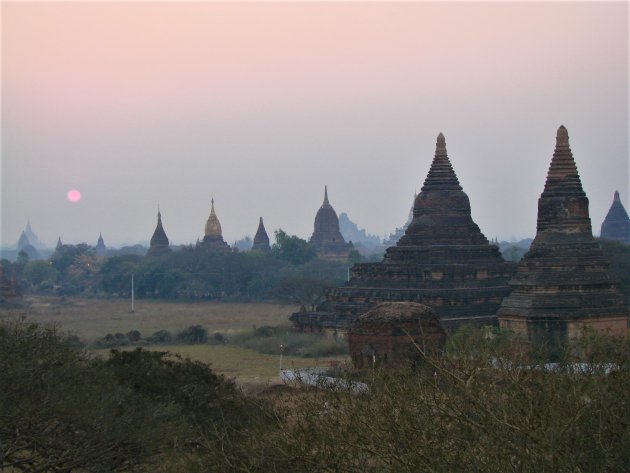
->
2, 1, 628, 246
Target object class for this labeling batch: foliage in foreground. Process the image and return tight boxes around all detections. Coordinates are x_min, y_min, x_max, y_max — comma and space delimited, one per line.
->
273, 328, 630, 473
0, 319, 277, 472
2, 318, 629, 472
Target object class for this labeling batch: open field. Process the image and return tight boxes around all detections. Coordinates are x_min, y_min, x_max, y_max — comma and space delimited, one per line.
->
94, 344, 348, 387
3, 296, 297, 340
1, 296, 348, 385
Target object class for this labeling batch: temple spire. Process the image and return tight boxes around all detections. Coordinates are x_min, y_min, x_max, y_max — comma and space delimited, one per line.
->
421, 132, 462, 192
204, 196, 223, 238
252, 216, 271, 252
601, 190, 630, 243
148, 208, 171, 256
436, 132, 447, 155
543, 125, 583, 195
323, 186, 329, 206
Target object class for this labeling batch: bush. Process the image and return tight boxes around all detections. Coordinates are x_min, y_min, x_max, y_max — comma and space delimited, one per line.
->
254, 325, 280, 337
0, 320, 179, 471
230, 324, 348, 357
127, 329, 142, 342
176, 325, 209, 344
267, 328, 630, 472
146, 329, 173, 344
0, 319, 279, 472
209, 331, 228, 345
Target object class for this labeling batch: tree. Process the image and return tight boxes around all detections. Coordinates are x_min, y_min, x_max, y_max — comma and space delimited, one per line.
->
272, 229, 317, 264
270, 276, 330, 311
0, 320, 180, 471
22, 260, 58, 292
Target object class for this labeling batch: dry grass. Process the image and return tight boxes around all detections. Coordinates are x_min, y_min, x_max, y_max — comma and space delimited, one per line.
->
2, 296, 348, 386
5, 295, 296, 341
94, 344, 347, 387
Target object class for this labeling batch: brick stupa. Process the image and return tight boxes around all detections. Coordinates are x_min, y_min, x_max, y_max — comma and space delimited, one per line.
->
147, 210, 171, 257
498, 127, 628, 345
309, 186, 353, 261
348, 302, 446, 369
293, 133, 516, 332
600, 191, 630, 244
251, 217, 271, 252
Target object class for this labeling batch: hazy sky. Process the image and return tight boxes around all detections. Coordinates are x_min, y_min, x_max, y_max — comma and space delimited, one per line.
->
2, 1, 628, 248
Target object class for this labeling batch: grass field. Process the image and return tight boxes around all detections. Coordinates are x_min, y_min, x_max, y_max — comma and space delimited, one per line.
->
95, 344, 347, 387
7, 295, 296, 340
2, 296, 349, 386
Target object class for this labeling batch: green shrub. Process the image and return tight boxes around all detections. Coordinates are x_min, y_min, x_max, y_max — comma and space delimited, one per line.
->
209, 331, 228, 345
176, 324, 209, 344
230, 324, 348, 357
146, 329, 173, 344
126, 329, 142, 342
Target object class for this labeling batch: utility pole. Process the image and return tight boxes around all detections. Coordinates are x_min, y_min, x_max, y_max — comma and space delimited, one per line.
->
131, 272, 135, 313
279, 344, 284, 372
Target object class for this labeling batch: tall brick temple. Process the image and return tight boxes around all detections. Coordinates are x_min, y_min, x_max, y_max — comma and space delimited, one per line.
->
147, 209, 171, 257
309, 186, 353, 261
497, 127, 628, 346
600, 191, 630, 244
251, 217, 271, 252
292, 133, 516, 333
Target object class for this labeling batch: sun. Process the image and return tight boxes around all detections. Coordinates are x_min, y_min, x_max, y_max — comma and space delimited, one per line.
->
67, 189, 81, 203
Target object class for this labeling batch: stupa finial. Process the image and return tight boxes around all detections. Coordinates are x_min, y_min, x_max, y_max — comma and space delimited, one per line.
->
436, 132, 446, 155
556, 125, 569, 147
324, 186, 329, 205
614, 190, 620, 202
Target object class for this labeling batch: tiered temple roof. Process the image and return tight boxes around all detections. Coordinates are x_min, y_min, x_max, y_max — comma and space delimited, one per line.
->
309, 186, 353, 261
498, 127, 628, 347
252, 217, 271, 252
294, 133, 516, 332
600, 191, 630, 244
147, 210, 172, 257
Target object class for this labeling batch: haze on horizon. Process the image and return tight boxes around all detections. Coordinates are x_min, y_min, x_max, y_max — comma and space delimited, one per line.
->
2, 1, 628, 249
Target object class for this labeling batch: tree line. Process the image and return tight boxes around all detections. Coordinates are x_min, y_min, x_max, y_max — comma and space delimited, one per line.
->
2, 230, 365, 306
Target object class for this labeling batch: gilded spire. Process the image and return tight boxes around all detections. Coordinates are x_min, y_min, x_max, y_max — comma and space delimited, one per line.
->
421, 132, 462, 192
205, 197, 223, 237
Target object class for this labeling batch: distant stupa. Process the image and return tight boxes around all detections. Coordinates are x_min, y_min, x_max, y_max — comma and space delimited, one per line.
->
498, 127, 628, 348
251, 217, 271, 252
95, 233, 107, 258
17, 231, 39, 260
147, 209, 172, 257
201, 198, 230, 251
600, 191, 630, 244
309, 186, 353, 261
383, 193, 415, 246
23, 220, 45, 250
